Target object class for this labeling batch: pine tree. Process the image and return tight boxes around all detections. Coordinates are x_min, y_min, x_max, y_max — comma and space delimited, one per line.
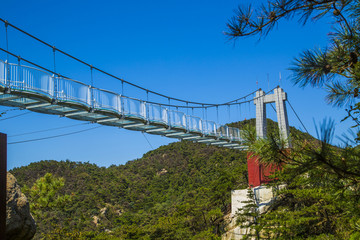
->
23, 173, 73, 239
235, 188, 261, 239
25, 173, 71, 213
226, 1, 360, 238
226, 0, 360, 131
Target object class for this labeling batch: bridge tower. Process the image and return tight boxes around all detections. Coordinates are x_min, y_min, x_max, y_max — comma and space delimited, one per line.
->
248, 86, 291, 187
254, 86, 291, 147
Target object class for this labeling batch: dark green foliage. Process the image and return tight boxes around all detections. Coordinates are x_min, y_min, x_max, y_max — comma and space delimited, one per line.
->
226, 1, 360, 239
11, 140, 248, 239
229, 118, 315, 142
235, 188, 261, 240
227, 0, 360, 134
22, 173, 72, 220
239, 119, 360, 239
226, 1, 357, 39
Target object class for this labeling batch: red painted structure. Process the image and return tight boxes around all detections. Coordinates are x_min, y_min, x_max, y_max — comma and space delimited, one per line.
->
247, 152, 280, 187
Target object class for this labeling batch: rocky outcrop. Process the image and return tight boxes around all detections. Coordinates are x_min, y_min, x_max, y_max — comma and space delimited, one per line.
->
6, 172, 36, 240
92, 215, 100, 227
156, 168, 168, 176
222, 185, 286, 240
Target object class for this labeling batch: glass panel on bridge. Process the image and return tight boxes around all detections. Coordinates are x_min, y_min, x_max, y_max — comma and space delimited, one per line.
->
228, 127, 241, 142
203, 120, 217, 137
57, 78, 90, 106
5, 62, 54, 98
93, 88, 121, 114
147, 103, 168, 125
122, 96, 146, 119
169, 110, 186, 129
217, 125, 229, 139
187, 115, 202, 133
0, 61, 5, 87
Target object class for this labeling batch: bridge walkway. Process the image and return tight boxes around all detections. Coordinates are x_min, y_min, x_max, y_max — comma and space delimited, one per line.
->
0, 60, 245, 150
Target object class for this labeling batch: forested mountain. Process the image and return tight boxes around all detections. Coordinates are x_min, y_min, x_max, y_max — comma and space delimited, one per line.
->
10, 119, 314, 239
11, 132, 248, 239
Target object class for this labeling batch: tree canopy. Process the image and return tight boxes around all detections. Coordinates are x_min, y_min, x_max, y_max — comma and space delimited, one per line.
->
11, 140, 248, 240
227, 0, 360, 128
227, 1, 360, 239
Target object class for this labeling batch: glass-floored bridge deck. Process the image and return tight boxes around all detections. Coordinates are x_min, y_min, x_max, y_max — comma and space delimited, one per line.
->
0, 60, 245, 150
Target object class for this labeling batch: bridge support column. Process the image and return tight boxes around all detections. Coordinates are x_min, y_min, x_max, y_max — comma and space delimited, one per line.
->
254, 89, 266, 139
248, 87, 291, 188
254, 86, 291, 147
274, 87, 291, 148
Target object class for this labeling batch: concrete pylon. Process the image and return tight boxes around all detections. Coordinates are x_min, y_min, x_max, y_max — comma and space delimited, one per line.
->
254, 89, 266, 139
254, 86, 291, 148
274, 87, 291, 148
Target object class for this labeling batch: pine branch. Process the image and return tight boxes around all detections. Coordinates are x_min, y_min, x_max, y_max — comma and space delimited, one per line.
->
225, 0, 348, 39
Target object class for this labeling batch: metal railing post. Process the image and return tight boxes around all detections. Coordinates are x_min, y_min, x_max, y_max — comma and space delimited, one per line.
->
89, 65, 95, 109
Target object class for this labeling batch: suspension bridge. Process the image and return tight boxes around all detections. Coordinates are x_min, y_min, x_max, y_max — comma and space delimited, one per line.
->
0, 16, 310, 240
0, 18, 295, 149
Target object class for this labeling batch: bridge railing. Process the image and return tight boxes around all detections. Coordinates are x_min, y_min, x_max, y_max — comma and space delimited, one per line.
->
203, 120, 217, 137
147, 103, 168, 125
169, 110, 187, 129
229, 127, 242, 142
2, 62, 54, 98
217, 125, 229, 140
57, 77, 91, 105
93, 88, 121, 113
0, 60, 244, 144
122, 97, 146, 120
187, 115, 203, 133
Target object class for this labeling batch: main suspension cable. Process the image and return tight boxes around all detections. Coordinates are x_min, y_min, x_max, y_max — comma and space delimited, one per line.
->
287, 99, 310, 134
0, 47, 262, 109
0, 46, 276, 110
0, 18, 261, 107
1, 55, 278, 111
0, 48, 69, 78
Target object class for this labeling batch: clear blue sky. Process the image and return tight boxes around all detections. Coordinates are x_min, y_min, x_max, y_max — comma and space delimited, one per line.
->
0, 0, 352, 170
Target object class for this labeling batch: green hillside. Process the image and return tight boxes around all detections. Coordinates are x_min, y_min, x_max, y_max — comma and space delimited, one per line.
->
10, 118, 316, 239
11, 137, 248, 239
228, 118, 314, 142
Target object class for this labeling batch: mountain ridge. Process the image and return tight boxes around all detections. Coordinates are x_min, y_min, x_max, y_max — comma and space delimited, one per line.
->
10, 118, 312, 239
